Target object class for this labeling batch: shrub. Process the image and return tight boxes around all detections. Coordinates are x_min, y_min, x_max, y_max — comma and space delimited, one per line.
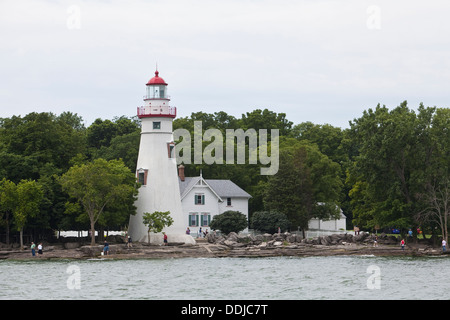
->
250, 211, 290, 234
210, 210, 248, 234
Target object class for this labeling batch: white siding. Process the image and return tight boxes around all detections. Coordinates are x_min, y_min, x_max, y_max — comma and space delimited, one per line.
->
181, 184, 250, 235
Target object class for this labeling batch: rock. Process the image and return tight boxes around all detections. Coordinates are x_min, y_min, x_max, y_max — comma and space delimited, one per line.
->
262, 233, 272, 241
223, 240, 236, 247
273, 241, 283, 246
64, 242, 81, 249
206, 233, 216, 243
227, 232, 239, 242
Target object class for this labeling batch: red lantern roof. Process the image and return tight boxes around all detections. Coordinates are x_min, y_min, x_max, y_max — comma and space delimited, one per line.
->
146, 70, 167, 85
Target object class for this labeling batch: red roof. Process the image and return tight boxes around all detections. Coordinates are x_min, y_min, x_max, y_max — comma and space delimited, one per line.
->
146, 70, 167, 85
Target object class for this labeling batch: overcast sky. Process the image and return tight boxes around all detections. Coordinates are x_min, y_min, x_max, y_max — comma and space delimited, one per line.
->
1, 0, 449, 129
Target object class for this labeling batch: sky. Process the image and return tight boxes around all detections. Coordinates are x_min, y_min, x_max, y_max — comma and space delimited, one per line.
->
1, 0, 450, 129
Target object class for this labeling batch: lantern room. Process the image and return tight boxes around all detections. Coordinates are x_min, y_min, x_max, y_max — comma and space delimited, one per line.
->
145, 70, 168, 100
138, 69, 176, 119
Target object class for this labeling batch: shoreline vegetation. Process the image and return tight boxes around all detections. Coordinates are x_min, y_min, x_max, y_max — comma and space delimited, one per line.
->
1, 231, 447, 260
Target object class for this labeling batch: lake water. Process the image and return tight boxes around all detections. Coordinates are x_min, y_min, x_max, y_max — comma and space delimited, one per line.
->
0, 255, 448, 300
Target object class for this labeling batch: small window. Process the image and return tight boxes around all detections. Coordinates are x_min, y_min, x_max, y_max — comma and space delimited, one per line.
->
201, 213, 210, 227
189, 214, 198, 227
227, 197, 232, 206
153, 121, 161, 129
167, 142, 175, 158
137, 169, 148, 185
138, 172, 145, 185
195, 194, 205, 205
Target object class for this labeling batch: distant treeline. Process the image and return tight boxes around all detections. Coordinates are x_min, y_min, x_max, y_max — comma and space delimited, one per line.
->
0, 101, 448, 244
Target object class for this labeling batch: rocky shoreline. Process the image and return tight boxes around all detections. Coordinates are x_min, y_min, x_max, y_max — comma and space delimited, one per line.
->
0, 231, 446, 260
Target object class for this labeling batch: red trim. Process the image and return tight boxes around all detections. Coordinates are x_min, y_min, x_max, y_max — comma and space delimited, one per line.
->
146, 70, 168, 85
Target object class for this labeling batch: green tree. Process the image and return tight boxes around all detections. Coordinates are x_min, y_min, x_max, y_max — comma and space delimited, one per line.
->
142, 211, 173, 243
414, 107, 450, 242
210, 210, 248, 234
87, 116, 139, 150
93, 131, 140, 173
0, 112, 86, 172
239, 109, 293, 136
347, 102, 450, 241
290, 121, 346, 164
250, 211, 290, 234
14, 180, 44, 248
264, 139, 342, 237
59, 158, 139, 246
0, 178, 17, 245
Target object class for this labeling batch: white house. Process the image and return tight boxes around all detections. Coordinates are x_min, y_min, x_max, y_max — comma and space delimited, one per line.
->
308, 210, 347, 232
178, 165, 251, 236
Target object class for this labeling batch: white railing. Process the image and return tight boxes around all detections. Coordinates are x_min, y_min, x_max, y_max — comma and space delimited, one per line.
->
137, 106, 177, 118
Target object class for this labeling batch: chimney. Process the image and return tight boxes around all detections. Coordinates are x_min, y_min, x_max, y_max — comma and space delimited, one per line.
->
178, 164, 185, 181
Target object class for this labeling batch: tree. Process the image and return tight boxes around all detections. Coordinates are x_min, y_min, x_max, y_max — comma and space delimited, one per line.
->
264, 139, 342, 237
0, 112, 86, 172
0, 178, 17, 245
348, 102, 449, 237
14, 180, 43, 248
142, 211, 173, 243
250, 211, 290, 234
414, 107, 450, 242
59, 158, 139, 246
210, 210, 248, 234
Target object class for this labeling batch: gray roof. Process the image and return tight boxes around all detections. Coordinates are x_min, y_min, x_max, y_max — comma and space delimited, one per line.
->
179, 176, 251, 200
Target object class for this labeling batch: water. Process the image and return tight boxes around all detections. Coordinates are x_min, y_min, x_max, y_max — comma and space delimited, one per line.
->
0, 256, 448, 300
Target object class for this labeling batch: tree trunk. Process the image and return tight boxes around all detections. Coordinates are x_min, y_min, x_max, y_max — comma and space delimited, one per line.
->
90, 221, 96, 246
19, 228, 23, 249
5, 217, 10, 245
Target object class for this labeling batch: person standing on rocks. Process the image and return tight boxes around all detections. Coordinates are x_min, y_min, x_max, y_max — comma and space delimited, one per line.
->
442, 239, 447, 253
163, 232, 168, 246
37, 243, 43, 256
400, 239, 405, 250
31, 242, 36, 257
127, 236, 132, 248
103, 240, 110, 255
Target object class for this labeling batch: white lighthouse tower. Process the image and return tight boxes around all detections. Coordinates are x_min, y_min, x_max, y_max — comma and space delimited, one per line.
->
128, 70, 195, 245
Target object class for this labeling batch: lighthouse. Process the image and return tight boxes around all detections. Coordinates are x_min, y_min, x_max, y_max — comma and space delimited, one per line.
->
128, 70, 195, 245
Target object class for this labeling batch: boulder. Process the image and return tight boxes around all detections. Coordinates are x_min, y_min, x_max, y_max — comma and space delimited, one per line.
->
227, 232, 239, 242
64, 242, 81, 249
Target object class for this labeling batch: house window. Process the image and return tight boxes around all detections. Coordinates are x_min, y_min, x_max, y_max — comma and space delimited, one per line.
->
227, 197, 232, 206
189, 214, 198, 227
195, 194, 205, 205
153, 121, 161, 129
201, 213, 211, 227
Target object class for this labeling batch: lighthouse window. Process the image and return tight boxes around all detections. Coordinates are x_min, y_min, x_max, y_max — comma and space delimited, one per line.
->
138, 172, 145, 185
137, 169, 148, 185
153, 121, 161, 129
167, 142, 175, 158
